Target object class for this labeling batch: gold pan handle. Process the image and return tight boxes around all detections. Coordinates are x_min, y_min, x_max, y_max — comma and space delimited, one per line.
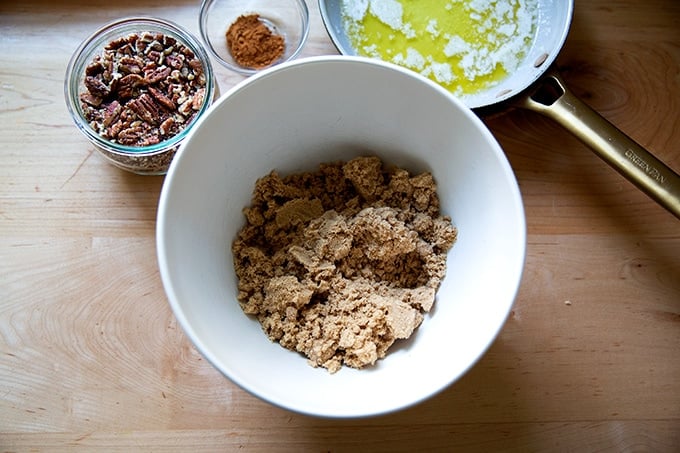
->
515, 70, 680, 220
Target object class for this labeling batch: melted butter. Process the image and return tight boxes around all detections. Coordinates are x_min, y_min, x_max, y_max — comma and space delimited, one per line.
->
342, 0, 537, 97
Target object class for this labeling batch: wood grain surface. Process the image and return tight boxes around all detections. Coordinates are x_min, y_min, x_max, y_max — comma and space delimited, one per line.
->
1, 0, 679, 451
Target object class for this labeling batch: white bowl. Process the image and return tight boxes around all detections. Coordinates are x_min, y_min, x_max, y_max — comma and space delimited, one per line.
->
157, 56, 526, 418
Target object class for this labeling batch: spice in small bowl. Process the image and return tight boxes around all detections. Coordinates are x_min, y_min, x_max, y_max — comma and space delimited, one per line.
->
199, 0, 309, 76
65, 17, 216, 175
226, 14, 285, 69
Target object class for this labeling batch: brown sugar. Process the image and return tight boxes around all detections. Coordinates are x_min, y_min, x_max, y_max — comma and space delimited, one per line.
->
226, 14, 285, 69
232, 156, 458, 373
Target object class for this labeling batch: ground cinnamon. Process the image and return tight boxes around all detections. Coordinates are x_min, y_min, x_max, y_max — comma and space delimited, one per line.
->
226, 14, 285, 69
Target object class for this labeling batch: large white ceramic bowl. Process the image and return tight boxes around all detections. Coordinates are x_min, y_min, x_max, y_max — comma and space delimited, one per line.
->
157, 56, 526, 418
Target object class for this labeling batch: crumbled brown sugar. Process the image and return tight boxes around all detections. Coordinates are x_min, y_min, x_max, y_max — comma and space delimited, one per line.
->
232, 156, 457, 373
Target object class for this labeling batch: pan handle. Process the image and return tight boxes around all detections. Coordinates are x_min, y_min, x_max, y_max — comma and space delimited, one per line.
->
514, 69, 680, 220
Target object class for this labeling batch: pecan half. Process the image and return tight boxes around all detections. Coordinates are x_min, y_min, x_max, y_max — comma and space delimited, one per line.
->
159, 117, 176, 136
117, 125, 146, 145
188, 58, 204, 76
116, 73, 146, 99
84, 76, 110, 98
80, 93, 103, 107
105, 36, 129, 50
85, 60, 106, 77
102, 100, 122, 127
191, 88, 206, 111
107, 120, 124, 139
128, 94, 161, 125
118, 123, 160, 146
144, 66, 171, 85
177, 99, 193, 116
165, 53, 184, 70
118, 56, 143, 74
147, 50, 162, 63
148, 86, 176, 111
162, 35, 177, 48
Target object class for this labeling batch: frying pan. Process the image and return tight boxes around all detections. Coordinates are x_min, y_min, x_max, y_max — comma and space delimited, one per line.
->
318, 0, 680, 219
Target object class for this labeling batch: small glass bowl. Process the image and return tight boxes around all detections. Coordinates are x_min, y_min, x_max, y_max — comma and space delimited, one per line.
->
199, 0, 309, 76
65, 17, 217, 175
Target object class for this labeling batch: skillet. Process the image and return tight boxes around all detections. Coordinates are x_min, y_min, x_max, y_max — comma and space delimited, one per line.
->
318, 0, 680, 219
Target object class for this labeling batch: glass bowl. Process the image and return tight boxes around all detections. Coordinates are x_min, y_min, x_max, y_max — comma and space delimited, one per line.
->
65, 17, 217, 175
199, 0, 309, 76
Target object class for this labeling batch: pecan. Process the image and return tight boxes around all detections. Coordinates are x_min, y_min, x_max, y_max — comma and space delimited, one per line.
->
84, 76, 110, 98
148, 86, 176, 111
102, 100, 122, 127
146, 50, 162, 65
181, 47, 195, 59
118, 56, 143, 74
143, 61, 158, 72
85, 60, 106, 76
108, 77, 119, 96
139, 134, 161, 147
135, 38, 148, 54
169, 69, 182, 83
80, 93, 102, 107
162, 35, 177, 48
191, 88, 205, 111
140, 32, 155, 43
120, 73, 146, 86
142, 135, 161, 146
165, 53, 184, 70
128, 93, 161, 125
106, 120, 123, 139
188, 58, 204, 76
117, 125, 147, 146
117, 43, 135, 56
116, 73, 146, 99
159, 117, 175, 136
178, 99, 193, 116
144, 66, 171, 84
105, 36, 129, 50
147, 40, 163, 52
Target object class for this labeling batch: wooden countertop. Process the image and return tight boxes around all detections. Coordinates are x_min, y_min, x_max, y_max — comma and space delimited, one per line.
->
2, 0, 679, 450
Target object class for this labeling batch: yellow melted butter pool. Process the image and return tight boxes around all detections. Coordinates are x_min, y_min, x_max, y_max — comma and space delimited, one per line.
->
342, 0, 539, 97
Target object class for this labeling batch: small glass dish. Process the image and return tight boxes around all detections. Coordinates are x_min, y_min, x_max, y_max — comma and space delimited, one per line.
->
65, 17, 217, 175
199, 0, 309, 76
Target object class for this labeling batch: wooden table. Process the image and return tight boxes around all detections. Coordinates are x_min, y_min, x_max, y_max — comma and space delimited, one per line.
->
2, 1, 679, 451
